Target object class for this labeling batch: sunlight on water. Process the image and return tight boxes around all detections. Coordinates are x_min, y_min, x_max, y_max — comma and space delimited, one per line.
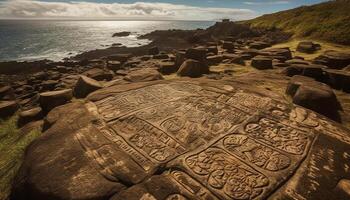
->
0, 20, 214, 61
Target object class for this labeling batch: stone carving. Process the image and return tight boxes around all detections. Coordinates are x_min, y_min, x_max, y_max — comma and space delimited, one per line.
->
111, 115, 186, 163
223, 134, 291, 171
226, 92, 272, 113
185, 148, 269, 200
244, 117, 312, 155
169, 170, 218, 200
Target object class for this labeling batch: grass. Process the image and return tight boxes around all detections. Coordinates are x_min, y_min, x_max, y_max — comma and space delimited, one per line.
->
245, 0, 350, 45
0, 116, 42, 200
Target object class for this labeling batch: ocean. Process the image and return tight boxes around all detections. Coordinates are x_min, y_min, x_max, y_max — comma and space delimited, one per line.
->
0, 20, 214, 62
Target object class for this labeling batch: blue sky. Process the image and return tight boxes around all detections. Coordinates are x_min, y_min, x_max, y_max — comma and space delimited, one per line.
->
0, 0, 327, 20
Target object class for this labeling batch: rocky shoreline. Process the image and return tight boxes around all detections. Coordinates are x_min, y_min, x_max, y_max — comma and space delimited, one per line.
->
1, 20, 350, 200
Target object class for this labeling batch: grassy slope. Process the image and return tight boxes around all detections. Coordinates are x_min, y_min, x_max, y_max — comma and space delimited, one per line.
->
0, 116, 41, 200
246, 0, 350, 45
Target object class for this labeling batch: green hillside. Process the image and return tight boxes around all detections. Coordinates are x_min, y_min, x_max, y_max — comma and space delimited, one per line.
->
245, 0, 350, 45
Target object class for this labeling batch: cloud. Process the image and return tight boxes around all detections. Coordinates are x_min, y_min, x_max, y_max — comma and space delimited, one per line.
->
0, 0, 256, 20
244, 1, 290, 5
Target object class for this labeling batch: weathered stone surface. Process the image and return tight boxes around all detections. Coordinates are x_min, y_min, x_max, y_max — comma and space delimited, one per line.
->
177, 59, 209, 77
17, 107, 43, 127
249, 41, 271, 50
124, 69, 163, 82
83, 68, 113, 81
314, 50, 350, 69
251, 56, 273, 69
39, 89, 73, 112
0, 100, 19, 119
74, 75, 103, 98
11, 80, 350, 200
158, 62, 177, 75
325, 69, 350, 92
287, 76, 341, 121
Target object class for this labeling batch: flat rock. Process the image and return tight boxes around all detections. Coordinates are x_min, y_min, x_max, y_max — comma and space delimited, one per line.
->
124, 69, 163, 82
251, 56, 273, 69
296, 41, 320, 53
0, 100, 19, 119
83, 68, 113, 81
158, 62, 177, 75
17, 107, 43, 127
112, 31, 131, 37
185, 47, 207, 62
314, 50, 350, 69
106, 61, 122, 71
39, 89, 73, 112
74, 75, 103, 98
11, 80, 350, 200
0, 85, 15, 100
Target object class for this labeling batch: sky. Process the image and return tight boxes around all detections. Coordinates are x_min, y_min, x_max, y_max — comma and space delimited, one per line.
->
0, 0, 327, 20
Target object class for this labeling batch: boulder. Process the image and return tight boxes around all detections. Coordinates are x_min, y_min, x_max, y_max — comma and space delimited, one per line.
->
0, 101, 19, 119
261, 48, 292, 60
314, 50, 350, 69
283, 64, 327, 81
251, 56, 273, 70
175, 50, 186, 67
249, 41, 271, 50
124, 69, 163, 82
0, 86, 15, 100
296, 41, 320, 53
74, 76, 103, 98
287, 77, 341, 121
17, 107, 43, 127
39, 89, 73, 112
83, 68, 113, 81
40, 80, 58, 92
106, 61, 121, 71
185, 47, 207, 62
177, 59, 209, 78
148, 46, 159, 55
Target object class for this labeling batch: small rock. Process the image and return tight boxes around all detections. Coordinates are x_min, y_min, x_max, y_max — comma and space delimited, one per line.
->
106, 54, 132, 63
74, 76, 103, 98
0, 101, 19, 119
207, 55, 223, 65
107, 61, 122, 71
39, 89, 73, 112
17, 107, 43, 127
249, 41, 271, 50
296, 41, 320, 53
0, 86, 15, 100
83, 68, 113, 81
112, 31, 131, 37
153, 54, 169, 60
158, 62, 177, 75
251, 56, 273, 70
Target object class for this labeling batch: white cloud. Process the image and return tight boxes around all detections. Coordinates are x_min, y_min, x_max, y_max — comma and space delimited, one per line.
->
0, 0, 257, 20
244, 1, 290, 5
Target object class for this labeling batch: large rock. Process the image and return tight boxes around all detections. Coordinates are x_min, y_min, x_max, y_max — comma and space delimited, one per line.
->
124, 69, 163, 82
177, 59, 209, 77
296, 41, 320, 53
11, 80, 350, 200
314, 50, 350, 69
185, 47, 207, 62
39, 89, 73, 112
74, 75, 103, 98
283, 64, 327, 82
83, 68, 113, 81
158, 62, 177, 75
287, 76, 341, 121
251, 56, 273, 69
0, 101, 19, 119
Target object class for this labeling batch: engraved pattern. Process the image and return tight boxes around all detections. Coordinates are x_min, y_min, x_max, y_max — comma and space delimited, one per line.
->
223, 134, 291, 171
185, 148, 269, 200
111, 116, 186, 163
244, 118, 310, 155
226, 92, 272, 113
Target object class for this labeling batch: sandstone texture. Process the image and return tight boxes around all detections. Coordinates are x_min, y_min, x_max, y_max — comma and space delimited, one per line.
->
10, 80, 350, 200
